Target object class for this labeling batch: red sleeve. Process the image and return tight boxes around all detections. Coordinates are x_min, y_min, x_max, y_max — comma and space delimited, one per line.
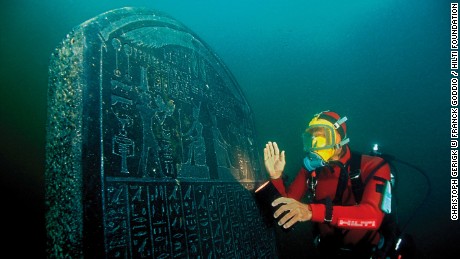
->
270, 167, 309, 201
310, 157, 391, 230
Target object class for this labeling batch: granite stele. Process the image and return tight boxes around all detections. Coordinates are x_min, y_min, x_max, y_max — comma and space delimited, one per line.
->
45, 7, 275, 258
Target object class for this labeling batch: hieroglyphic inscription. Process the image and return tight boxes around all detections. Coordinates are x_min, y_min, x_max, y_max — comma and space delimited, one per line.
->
150, 184, 171, 258
105, 180, 274, 258
45, 7, 276, 258
167, 184, 187, 258
106, 184, 129, 258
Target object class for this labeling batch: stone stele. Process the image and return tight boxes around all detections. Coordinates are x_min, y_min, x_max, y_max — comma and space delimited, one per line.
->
45, 7, 276, 259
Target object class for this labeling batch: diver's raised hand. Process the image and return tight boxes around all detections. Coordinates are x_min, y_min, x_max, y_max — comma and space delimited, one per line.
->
263, 141, 286, 179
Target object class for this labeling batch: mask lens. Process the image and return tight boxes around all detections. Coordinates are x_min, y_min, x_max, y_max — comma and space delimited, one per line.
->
312, 136, 327, 149
303, 124, 335, 152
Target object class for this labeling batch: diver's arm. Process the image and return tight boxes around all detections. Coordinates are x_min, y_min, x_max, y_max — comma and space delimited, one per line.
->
309, 160, 391, 230
270, 167, 312, 228
271, 167, 309, 200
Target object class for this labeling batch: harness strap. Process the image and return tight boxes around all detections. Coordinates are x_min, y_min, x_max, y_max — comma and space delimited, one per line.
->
348, 152, 389, 204
324, 197, 333, 222
315, 197, 333, 223
363, 161, 388, 186
332, 162, 348, 205
349, 152, 364, 204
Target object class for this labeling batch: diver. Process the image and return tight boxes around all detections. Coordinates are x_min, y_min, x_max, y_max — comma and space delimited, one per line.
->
262, 110, 411, 258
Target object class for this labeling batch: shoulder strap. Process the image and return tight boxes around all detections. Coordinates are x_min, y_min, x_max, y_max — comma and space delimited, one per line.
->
362, 160, 388, 186
332, 163, 348, 205
349, 152, 364, 204
332, 151, 363, 205
331, 152, 388, 205
349, 151, 363, 172
355, 157, 389, 205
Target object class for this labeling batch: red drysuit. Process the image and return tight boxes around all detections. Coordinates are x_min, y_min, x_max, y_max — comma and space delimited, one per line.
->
271, 146, 391, 246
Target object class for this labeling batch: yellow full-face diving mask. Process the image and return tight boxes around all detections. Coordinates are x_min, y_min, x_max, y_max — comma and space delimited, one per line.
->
302, 112, 349, 162
303, 123, 337, 161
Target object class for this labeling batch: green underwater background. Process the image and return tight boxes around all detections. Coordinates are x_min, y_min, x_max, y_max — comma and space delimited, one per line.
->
0, 0, 454, 258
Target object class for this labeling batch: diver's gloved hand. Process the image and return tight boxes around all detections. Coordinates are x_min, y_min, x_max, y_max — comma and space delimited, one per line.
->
303, 152, 326, 172
264, 141, 286, 179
